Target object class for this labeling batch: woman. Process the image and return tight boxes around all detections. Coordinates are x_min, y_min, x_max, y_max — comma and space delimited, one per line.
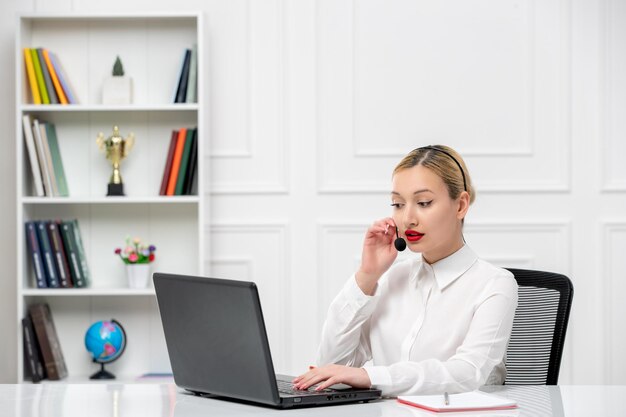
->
293, 145, 518, 397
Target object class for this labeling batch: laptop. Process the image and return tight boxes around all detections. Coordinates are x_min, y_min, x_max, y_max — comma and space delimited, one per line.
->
153, 273, 382, 408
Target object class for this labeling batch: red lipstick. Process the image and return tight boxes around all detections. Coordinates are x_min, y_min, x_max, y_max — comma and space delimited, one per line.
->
405, 229, 424, 242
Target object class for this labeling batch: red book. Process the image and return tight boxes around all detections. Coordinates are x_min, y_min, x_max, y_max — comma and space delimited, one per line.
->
159, 130, 178, 195
166, 128, 187, 196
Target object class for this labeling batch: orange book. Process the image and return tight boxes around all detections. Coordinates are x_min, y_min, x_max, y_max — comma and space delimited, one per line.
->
23, 48, 41, 104
42, 49, 68, 105
166, 128, 187, 195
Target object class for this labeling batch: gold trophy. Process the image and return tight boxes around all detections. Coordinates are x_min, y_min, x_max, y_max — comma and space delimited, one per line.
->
96, 126, 135, 196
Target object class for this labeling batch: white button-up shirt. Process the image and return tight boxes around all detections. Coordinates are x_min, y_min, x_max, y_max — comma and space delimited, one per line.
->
316, 245, 518, 397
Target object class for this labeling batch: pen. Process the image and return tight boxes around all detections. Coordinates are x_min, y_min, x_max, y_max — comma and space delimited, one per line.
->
444, 392, 450, 406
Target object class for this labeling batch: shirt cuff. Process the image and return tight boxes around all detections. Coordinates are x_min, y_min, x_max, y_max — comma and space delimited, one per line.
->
363, 365, 393, 390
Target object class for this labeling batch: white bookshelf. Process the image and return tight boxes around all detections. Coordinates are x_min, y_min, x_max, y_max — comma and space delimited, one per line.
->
15, 13, 205, 382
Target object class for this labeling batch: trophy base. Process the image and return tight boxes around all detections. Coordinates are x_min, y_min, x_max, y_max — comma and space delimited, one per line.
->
107, 183, 125, 196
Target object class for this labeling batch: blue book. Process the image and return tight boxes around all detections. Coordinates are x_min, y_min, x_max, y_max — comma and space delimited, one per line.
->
36, 221, 60, 288
25, 222, 47, 288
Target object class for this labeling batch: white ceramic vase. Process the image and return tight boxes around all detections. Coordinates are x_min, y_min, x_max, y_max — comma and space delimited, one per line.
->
126, 263, 150, 289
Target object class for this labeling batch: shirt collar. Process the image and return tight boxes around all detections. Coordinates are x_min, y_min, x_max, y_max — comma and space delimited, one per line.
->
414, 245, 478, 290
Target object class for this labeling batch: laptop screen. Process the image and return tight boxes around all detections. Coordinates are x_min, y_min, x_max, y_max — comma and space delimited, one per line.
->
154, 273, 281, 405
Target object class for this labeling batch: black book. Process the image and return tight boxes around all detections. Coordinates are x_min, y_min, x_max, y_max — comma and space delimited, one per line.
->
22, 316, 46, 382
174, 49, 191, 103
183, 129, 198, 195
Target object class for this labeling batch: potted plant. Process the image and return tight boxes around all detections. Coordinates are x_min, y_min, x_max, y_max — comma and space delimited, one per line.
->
114, 236, 156, 288
102, 56, 133, 105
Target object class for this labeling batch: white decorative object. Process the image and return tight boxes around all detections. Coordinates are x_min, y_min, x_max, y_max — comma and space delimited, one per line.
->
103, 76, 133, 105
103, 56, 132, 105
126, 264, 150, 289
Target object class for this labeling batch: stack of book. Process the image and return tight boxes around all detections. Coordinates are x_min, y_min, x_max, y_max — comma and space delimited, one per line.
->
22, 115, 69, 197
23, 47, 78, 105
25, 219, 90, 289
173, 44, 198, 103
159, 127, 198, 196
22, 303, 68, 382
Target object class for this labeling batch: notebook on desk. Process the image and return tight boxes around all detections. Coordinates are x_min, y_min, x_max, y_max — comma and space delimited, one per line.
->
153, 273, 382, 408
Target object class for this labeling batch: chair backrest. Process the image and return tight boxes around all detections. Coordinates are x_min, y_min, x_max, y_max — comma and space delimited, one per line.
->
503, 268, 574, 385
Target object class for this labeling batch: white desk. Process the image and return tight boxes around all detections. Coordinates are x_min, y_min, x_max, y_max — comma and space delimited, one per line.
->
0, 384, 624, 417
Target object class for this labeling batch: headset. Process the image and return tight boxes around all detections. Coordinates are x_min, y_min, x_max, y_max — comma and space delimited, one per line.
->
394, 146, 467, 252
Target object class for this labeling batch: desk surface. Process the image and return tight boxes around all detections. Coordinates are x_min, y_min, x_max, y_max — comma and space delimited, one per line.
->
0, 384, 624, 417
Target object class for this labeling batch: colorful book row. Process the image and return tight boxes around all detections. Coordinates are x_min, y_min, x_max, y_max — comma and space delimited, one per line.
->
173, 44, 198, 103
23, 47, 78, 105
22, 115, 69, 197
22, 303, 67, 382
159, 128, 198, 196
25, 220, 90, 289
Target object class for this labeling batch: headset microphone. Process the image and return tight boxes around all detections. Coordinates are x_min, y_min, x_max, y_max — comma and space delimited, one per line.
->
394, 227, 407, 252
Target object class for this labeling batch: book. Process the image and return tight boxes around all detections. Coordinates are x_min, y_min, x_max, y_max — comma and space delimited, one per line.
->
36, 48, 59, 104
30, 48, 49, 104
42, 49, 68, 105
182, 129, 198, 195
71, 219, 90, 287
175, 128, 196, 195
49, 52, 78, 104
38, 121, 59, 196
24, 221, 47, 288
166, 128, 187, 195
47, 221, 73, 288
36, 221, 60, 288
59, 220, 85, 288
174, 49, 191, 103
22, 316, 46, 382
44, 123, 69, 196
28, 303, 68, 380
398, 391, 518, 413
22, 114, 45, 197
185, 44, 198, 103
159, 130, 178, 195
31, 118, 53, 196
23, 48, 41, 104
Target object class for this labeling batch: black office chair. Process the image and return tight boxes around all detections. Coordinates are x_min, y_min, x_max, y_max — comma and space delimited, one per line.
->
503, 268, 574, 385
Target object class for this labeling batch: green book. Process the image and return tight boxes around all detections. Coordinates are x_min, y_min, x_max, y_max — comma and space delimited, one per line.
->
31, 48, 49, 104
44, 123, 69, 196
36, 48, 59, 104
59, 220, 84, 288
185, 44, 198, 103
71, 219, 90, 287
175, 128, 196, 195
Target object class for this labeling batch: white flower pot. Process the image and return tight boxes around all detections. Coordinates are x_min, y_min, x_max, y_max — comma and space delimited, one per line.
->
126, 264, 151, 289
103, 76, 133, 105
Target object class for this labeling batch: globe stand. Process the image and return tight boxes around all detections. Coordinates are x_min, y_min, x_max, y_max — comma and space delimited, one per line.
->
90, 362, 116, 380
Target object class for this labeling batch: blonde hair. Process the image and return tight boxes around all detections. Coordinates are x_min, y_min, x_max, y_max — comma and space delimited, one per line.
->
393, 145, 476, 204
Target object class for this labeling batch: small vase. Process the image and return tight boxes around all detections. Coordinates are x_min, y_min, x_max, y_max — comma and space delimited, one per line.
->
126, 263, 151, 289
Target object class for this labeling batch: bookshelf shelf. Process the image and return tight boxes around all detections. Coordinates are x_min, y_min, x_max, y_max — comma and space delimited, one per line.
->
20, 104, 199, 112
21, 196, 201, 205
22, 288, 155, 297
16, 12, 205, 383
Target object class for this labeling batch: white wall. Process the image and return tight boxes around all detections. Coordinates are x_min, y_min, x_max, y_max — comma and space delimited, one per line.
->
1, 0, 625, 384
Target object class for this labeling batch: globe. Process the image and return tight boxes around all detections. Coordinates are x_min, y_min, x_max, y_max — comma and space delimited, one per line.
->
84, 319, 127, 379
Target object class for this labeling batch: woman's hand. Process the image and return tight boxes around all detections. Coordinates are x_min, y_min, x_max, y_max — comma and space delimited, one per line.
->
356, 217, 399, 295
292, 364, 371, 391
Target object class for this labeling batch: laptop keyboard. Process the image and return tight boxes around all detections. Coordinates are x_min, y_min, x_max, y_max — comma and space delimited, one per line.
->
276, 380, 331, 395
